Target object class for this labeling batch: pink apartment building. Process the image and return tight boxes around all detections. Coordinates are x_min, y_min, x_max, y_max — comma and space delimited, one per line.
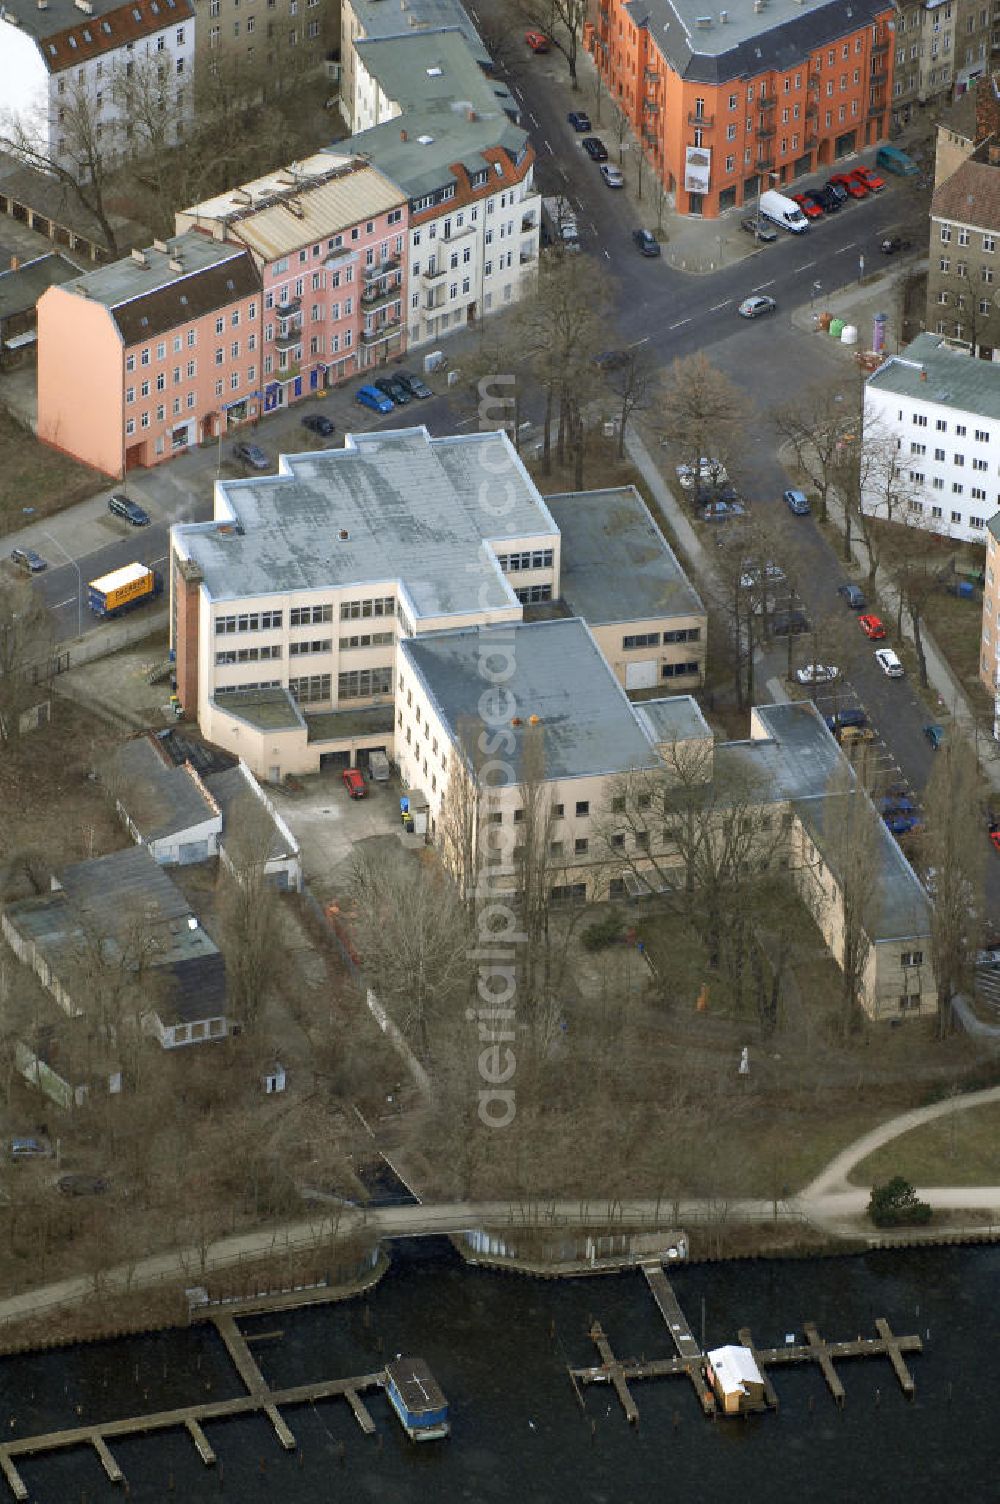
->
36, 233, 261, 474
175, 154, 409, 411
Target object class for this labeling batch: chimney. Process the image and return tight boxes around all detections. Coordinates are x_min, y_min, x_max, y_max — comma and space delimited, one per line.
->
36, 0, 49, 10
467, 107, 477, 122
130, 248, 149, 267
920, 369, 928, 381
168, 257, 183, 271
400, 128, 408, 141
152, 238, 168, 252
9, 254, 19, 271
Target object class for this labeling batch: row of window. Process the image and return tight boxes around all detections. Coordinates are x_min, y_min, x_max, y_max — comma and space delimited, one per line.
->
937, 259, 996, 279
622, 628, 701, 650
496, 549, 554, 572
906, 412, 983, 438
909, 443, 992, 466
904, 490, 986, 527
289, 604, 333, 626
215, 611, 283, 634
514, 584, 552, 605
288, 639, 331, 656
340, 597, 395, 621
214, 645, 282, 665
940, 225, 996, 252
338, 667, 393, 700
341, 631, 394, 650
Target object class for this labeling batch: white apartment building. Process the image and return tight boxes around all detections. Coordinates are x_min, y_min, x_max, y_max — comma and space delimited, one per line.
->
339, 0, 490, 134
0, 0, 194, 171
332, 31, 539, 348
863, 332, 1000, 545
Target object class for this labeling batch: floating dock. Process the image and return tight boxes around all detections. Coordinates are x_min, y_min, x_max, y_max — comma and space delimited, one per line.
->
0, 1308, 446, 1498
569, 1262, 922, 1426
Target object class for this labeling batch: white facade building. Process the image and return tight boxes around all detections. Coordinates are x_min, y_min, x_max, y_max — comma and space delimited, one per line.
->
0, 0, 194, 172
332, 31, 538, 351
863, 332, 1000, 545
339, 0, 490, 134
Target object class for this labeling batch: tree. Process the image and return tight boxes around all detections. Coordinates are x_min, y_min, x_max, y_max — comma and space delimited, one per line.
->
893, 515, 944, 687
773, 381, 855, 526
655, 354, 748, 501
217, 793, 284, 1029
847, 416, 921, 588
349, 845, 472, 1057
0, 576, 56, 746
512, 0, 589, 87
923, 737, 985, 1037
805, 765, 879, 1038
605, 347, 657, 459
868, 1175, 932, 1226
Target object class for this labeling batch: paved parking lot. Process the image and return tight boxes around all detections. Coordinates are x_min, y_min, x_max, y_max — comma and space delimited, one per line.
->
270, 767, 414, 900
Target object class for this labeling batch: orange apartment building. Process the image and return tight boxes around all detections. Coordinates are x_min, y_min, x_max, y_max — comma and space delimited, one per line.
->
36, 233, 261, 475
590, 0, 896, 217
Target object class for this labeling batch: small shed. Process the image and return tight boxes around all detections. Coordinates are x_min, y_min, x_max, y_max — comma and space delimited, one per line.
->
705, 1344, 766, 1415
263, 1063, 286, 1095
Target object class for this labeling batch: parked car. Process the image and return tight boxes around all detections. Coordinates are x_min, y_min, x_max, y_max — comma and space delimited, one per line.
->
825, 707, 867, 731
880, 236, 913, 255
924, 722, 946, 750
885, 811, 921, 835
231, 442, 270, 471
676, 457, 728, 488
858, 613, 886, 640
701, 499, 746, 522
740, 216, 778, 241
824, 179, 849, 204
567, 111, 591, 132
875, 647, 905, 678
10, 547, 47, 573
803, 188, 838, 215
582, 136, 609, 162
600, 163, 625, 188
989, 820, 1000, 851
839, 725, 877, 747
829, 172, 867, 200
8, 1137, 50, 1160
695, 482, 742, 508
594, 349, 630, 371
108, 492, 151, 525
850, 165, 885, 193
342, 767, 367, 798
783, 488, 810, 515
300, 414, 334, 436
795, 663, 839, 686
878, 794, 916, 815
356, 383, 395, 414
739, 561, 786, 590
838, 582, 867, 609
374, 375, 411, 405
395, 369, 433, 399
525, 29, 550, 50
792, 193, 824, 221
738, 295, 777, 318
633, 229, 661, 257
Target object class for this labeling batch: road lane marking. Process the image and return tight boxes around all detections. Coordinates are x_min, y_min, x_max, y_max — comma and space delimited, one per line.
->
529, 112, 539, 126
603, 248, 611, 260
750, 279, 775, 291
627, 336, 650, 348
544, 138, 553, 153
834, 242, 856, 254
797, 260, 816, 271
709, 299, 732, 311
54, 596, 76, 609
668, 317, 692, 330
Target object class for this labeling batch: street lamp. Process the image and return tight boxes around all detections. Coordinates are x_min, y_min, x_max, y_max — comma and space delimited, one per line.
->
858, 252, 866, 283
39, 529, 82, 641
811, 279, 823, 309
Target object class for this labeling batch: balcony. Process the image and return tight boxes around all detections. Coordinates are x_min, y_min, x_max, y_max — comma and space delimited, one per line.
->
644, 65, 659, 80
360, 283, 400, 311
274, 298, 301, 317
422, 264, 447, 282
873, 37, 890, 54
757, 122, 776, 138
868, 101, 884, 118
870, 66, 888, 83
274, 331, 302, 352
756, 156, 775, 172
519, 248, 536, 265
759, 92, 777, 108
361, 319, 401, 345
521, 213, 537, 232
805, 133, 818, 148
805, 101, 819, 117
688, 110, 714, 126
642, 98, 659, 115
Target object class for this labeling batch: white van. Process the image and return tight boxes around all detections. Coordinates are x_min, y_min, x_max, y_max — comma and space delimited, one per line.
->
758, 189, 809, 234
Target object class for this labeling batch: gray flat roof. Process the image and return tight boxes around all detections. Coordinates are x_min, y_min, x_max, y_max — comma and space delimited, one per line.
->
64, 231, 253, 312
634, 695, 712, 746
624, 0, 885, 82
354, 29, 503, 109
351, 0, 490, 66
719, 702, 930, 941
305, 704, 396, 741
548, 486, 704, 625
402, 618, 662, 781
204, 766, 295, 863
211, 688, 306, 732
866, 333, 1000, 421
176, 428, 555, 619
115, 735, 220, 842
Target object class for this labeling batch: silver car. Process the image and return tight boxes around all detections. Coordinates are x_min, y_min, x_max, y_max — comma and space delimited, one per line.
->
738, 295, 777, 318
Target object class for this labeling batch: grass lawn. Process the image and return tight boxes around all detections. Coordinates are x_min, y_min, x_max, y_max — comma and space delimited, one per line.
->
848, 1100, 1000, 1189
0, 407, 110, 534
919, 586, 993, 718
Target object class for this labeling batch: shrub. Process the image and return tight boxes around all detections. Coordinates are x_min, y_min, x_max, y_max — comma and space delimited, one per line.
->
581, 909, 625, 952
867, 1176, 932, 1228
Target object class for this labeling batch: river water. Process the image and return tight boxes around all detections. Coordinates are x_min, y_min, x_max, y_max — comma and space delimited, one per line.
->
0, 1238, 995, 1502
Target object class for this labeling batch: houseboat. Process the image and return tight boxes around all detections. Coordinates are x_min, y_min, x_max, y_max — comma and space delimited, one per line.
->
384, 1357, 450, 1441
705, 1344, 766, 1415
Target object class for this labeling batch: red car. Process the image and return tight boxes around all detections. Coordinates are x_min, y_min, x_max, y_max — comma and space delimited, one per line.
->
990, 822, 1000, 851
792, 193, 824, 221
342, 767, 367, 799
858, 613, 886, 640
525, 29, 550, 50
850, 165, 885, 194
829, 172, 867, 199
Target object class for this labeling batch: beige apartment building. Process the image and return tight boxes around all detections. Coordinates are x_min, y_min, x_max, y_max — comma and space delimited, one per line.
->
891, 0, 994, 132
188, 0, 336, 92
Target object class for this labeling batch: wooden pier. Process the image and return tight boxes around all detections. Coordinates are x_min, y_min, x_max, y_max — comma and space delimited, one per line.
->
0, 1309, 389, 1499
568, 1261, 922, 1427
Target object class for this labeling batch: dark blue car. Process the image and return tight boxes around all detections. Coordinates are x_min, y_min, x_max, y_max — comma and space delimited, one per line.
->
884, 812, 921, 835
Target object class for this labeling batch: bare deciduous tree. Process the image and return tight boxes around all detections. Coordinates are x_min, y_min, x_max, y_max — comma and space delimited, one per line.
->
217, 793, 284, 1029
655, 354, 748, 501
923, 737, 985, 1037
510, 0, 589, 86
0, 577, 56, 746
773, 381, 855, 526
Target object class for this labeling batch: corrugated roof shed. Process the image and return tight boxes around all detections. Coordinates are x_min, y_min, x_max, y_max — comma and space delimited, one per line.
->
115, 735, 220, 844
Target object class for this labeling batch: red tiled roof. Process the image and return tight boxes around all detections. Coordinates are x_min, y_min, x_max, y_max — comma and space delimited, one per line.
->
39, 0, 193, 74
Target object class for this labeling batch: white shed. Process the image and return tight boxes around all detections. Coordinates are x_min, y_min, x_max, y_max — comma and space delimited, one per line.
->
706, 1344, 765, 1415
